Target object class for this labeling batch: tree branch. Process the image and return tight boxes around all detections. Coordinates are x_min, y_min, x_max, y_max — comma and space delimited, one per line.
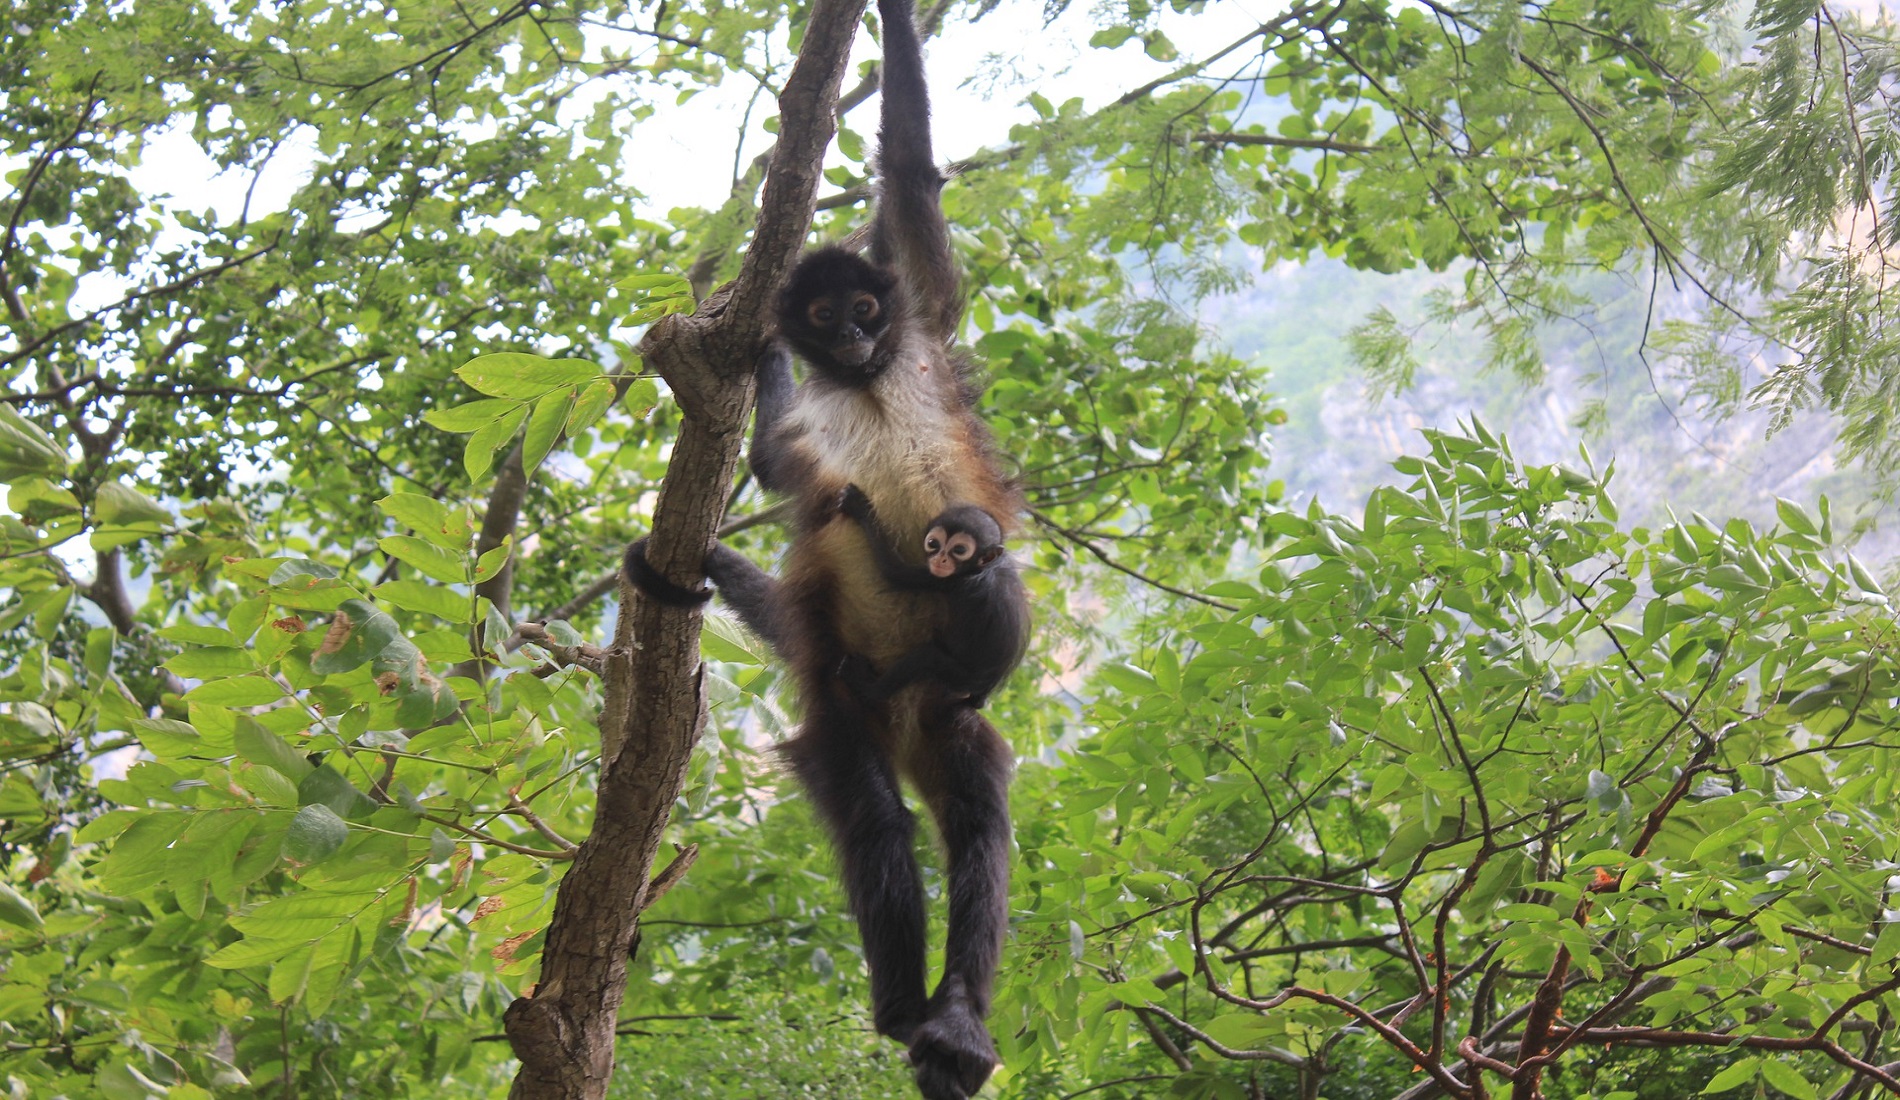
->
500, 0, 866, 1092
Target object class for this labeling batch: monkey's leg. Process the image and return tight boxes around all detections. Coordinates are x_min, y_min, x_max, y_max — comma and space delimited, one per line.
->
907, 705, 1012, 1100
778, 696, 930, 1042
702, 544, 787, 652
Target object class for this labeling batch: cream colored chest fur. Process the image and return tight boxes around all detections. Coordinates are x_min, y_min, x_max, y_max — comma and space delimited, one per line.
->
782, 361, 975, 540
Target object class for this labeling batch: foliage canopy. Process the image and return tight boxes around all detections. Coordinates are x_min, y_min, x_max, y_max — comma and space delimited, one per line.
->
4, 0, 1900, 1096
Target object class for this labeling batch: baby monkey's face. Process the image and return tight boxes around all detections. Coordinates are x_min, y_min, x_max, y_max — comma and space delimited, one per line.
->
923, 524, 981, 578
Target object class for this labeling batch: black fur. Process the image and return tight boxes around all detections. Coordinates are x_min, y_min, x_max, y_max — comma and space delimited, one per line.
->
707, 2, 1017, 1095
622, 537, 711, 608
623, 537, 789, 652
747, 342, 799, 494
838, 487, 1029, 709
775, 247, 902, 383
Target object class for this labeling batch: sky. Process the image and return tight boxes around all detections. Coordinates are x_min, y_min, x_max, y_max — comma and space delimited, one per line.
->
115, 0, 1276, 236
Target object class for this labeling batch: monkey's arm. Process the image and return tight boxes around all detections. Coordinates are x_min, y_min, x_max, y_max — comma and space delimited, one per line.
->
839, 484, 940, 592
869, 0, 961, 343
746, 342, 800, 494
702, 544, 788, 652
623, 538, 712, 607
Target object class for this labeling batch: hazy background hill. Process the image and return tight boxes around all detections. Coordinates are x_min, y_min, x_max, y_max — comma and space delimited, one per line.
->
1202, 258, 1890, 560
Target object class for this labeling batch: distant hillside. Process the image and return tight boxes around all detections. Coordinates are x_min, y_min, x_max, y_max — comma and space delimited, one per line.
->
1201, 258, 1890, 560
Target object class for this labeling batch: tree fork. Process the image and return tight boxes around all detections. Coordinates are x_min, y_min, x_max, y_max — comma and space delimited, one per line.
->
500, 0, 867, 1093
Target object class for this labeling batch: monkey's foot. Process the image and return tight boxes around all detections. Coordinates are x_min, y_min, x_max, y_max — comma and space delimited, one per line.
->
907, 999, 996, 1100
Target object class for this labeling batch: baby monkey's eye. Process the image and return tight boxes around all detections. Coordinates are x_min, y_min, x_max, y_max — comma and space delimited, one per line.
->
949, 536, 974, 559
925, 537, 942, 552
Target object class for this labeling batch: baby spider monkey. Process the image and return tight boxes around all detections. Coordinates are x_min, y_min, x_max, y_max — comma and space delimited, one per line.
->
836, 484, 1029, 710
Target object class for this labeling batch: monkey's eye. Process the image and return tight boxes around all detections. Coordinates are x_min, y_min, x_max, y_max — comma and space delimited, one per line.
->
808, 303, 836, 326
948, 536, 975, 559
852, 294, 879, 320
924, 532, 944, 553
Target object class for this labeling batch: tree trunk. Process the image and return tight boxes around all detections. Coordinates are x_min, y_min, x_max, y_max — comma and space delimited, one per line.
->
500, 1, 867, 1094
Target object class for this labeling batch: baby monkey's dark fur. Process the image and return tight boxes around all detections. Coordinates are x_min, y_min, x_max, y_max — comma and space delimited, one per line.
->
835, 485, 1028, 710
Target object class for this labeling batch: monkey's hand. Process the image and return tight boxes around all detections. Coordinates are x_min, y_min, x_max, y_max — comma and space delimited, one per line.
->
837, 483, 873, 522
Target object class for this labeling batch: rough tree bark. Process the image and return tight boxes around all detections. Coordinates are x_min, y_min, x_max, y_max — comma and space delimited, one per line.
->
500, 0, 867, 1095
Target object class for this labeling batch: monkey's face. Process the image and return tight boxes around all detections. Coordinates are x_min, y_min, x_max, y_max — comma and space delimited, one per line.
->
924, 523, 999, 579
777, 246, 900, 385
801, 289, 887, 372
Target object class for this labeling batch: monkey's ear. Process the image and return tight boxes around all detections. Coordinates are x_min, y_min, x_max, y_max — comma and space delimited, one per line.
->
976, 546, 1003, 568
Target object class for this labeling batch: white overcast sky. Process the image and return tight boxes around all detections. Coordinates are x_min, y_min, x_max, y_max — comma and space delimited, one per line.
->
119, 0, 1275, 230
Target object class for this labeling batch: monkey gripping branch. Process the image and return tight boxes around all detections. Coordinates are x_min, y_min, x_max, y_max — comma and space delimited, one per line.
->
498, 0, 868, 1094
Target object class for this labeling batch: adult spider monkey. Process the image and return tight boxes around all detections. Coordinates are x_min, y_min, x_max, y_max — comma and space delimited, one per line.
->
624, 0, 1022, 1094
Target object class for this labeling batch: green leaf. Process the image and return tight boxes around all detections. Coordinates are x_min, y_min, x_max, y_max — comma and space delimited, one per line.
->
94, 481, 172, 526
1369, 764, 1410, 803
1099, 663, 1156, 695
423, 397, 522, 433
1759, 1058, 1816, 1100
473, 539, 512, 584
621, 375, 660, 419
612, 272, 692, 294
312, 598, 410, 673
99, 814, 190, 895
1775, 497, 1817, 535
701, 613, 765, 665
1872, 922, 1900, 966
464, 404, 527, 481
522, 388, 571, 475
0, 881, 42, 931
269, 940, 317, 1003
455, 353, 601, 399
296, 765, 378, 821
566, 379, 616, 435
204, 934, 300, 970
373, 579, 472, 621
1847, 553, 1884, 595
163, 647, 255, 678
1199, 1013, 1281, 1049
378, 536, 468, 584
93, 1062, 168, 1100
282, 804, 349, 864
182, 677, 284, 707
234, 718, 313, 780
0, 404, 68, 479
375, 493, 470, 546
237, 763, 301, 808
9, 477, 80, 521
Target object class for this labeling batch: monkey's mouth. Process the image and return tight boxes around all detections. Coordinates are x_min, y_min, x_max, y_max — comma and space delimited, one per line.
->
832, 336, 879, 372
928, 556, 957, 578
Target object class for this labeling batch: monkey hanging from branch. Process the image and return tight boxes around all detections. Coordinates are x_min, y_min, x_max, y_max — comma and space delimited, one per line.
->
622, 0, 1028, 1094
